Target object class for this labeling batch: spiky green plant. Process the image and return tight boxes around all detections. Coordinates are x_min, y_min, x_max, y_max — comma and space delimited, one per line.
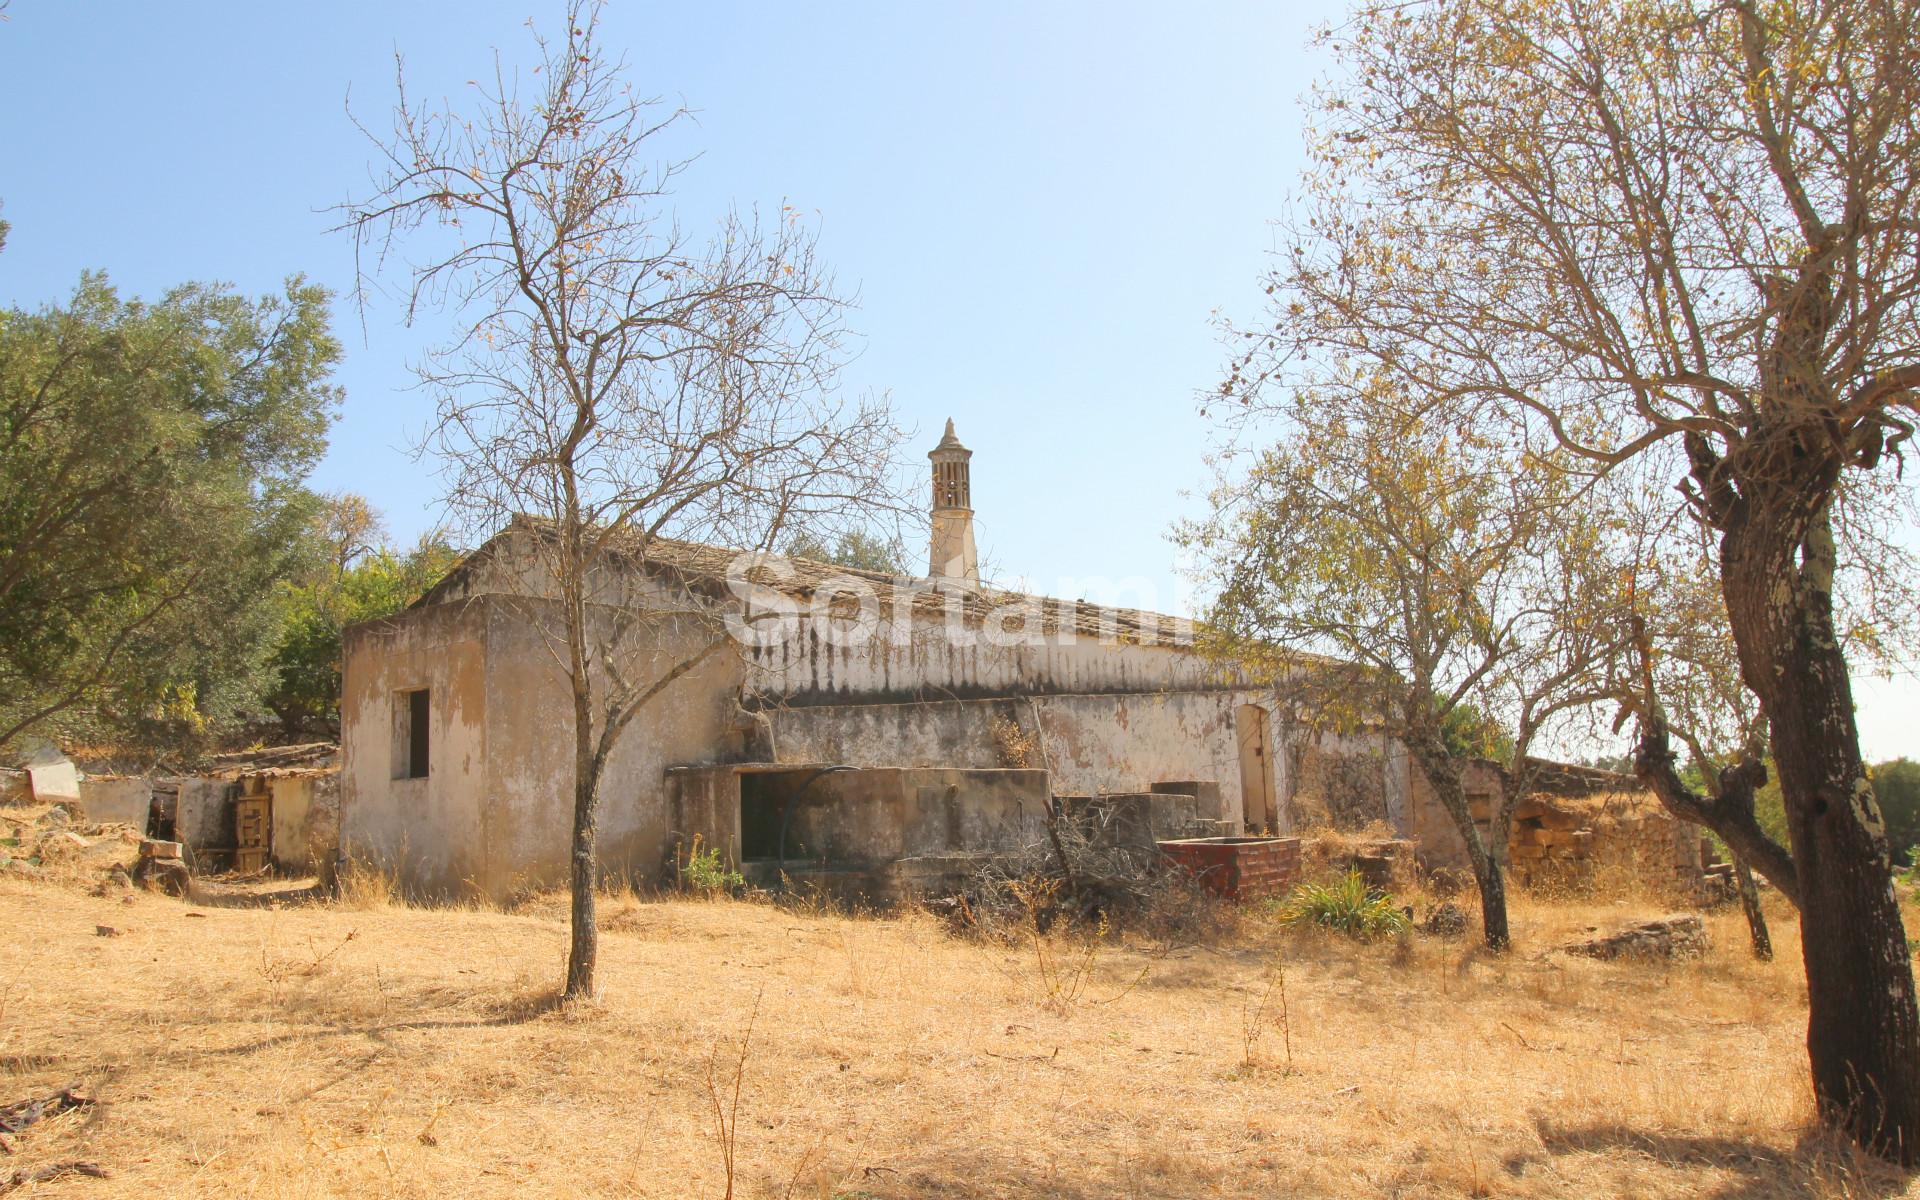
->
1280, 869, 1411, 940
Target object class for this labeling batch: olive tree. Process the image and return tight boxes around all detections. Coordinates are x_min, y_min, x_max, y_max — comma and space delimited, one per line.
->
1232, 0, 1920, 1154
340, 1, 901, 999
0, 274, 338, 750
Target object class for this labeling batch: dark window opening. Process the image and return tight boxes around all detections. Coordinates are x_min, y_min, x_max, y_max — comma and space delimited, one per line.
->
402, 688, 431, 779
739, 773, 789, 860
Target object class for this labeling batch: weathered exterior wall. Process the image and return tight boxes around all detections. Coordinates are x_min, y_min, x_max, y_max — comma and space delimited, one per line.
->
763, 691, 1293, 835
472, 597, 746, 899
744, 632, 1240, 705
173, 777, 233, 853
339, 599, 491, 897
665, 766, 1049, 864
766, 696, 1020, 771
1403, 759, 1502, 866
264, 773, 338, 874
306, 773, 341, 886
266, 777, 311, 871
1281, 729, 1406, 833
77, 777, 151, 828
1035, 692, 1261, 831
781, 767, 1050, 865
665, 765, 743, 869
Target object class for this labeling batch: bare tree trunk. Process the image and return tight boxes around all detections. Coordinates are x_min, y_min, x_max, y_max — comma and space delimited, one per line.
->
563, 521, 600, 1002
1475, 851, 1511, 951
1731, 855, 1772, 962
1410, 735, 1509, 951
566, 759, 599, 1000
1723, 502, 1920, 1161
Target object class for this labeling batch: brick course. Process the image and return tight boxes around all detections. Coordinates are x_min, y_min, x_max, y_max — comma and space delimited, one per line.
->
1158, 836, 1301, 901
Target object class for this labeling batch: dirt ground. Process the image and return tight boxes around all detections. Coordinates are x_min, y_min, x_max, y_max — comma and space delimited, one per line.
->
3, 817, 1919, 1198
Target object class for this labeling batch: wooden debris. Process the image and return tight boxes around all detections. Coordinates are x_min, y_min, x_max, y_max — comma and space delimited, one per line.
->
0, 1161, 110, 1191
0, 1087, 93, 1137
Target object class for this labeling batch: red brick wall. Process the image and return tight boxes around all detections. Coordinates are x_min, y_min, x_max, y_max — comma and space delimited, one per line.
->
1159, 836, 1301, 901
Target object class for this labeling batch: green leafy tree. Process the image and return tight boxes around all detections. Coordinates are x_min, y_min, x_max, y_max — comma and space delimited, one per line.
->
785, 529, 908, 575
1438, 701, 1515, 762
0, 272, 340, 750
1874, 759, 1920, 866
265, 518, 462, 738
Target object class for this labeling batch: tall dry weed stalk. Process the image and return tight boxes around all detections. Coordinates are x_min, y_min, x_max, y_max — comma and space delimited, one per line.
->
704, 987, 764, 1200
1240, 954, 1294, 1072
989, 717, 1041, 769
1010, 878, 1104, 1012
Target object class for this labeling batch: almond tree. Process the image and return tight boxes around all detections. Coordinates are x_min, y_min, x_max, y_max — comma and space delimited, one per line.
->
1234, 0, 1920, 1154
1617, 510, 1778, 958
1183, 390, 1629, 949
340, 1, 900, 999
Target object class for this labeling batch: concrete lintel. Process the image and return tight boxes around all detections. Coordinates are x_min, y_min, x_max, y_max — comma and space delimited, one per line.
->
664, 761, 838, 776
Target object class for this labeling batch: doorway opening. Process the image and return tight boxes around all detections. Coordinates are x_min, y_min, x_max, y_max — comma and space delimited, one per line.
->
1236, 704, 1278, 832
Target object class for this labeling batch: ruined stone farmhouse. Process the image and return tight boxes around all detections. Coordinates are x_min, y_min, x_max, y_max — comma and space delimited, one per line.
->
336, 422, 1704, 902
338, 423, 1413, 899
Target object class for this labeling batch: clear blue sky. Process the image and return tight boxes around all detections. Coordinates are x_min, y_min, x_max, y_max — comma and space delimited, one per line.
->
1, 2, 1911, 760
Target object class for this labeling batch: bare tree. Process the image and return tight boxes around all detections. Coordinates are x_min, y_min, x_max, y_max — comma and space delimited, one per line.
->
1233, 0, 1920, 1154
339, 2, 901, 999
1183, 390, 1629, 949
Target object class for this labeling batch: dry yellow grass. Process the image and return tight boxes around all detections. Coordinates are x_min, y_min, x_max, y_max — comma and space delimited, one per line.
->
3, 812, 1918, 1197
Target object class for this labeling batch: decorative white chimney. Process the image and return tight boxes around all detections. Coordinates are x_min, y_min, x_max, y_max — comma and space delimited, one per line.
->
927, 418, 979, 586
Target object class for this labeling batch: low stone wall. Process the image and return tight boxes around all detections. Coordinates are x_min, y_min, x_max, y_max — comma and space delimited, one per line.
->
77, 777, 152, 829
1497, 793, 1702, 894
1407, 760, 1704, 896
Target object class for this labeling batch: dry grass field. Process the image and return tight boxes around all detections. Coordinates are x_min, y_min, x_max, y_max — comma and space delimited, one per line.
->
4, 810, 1919, 1198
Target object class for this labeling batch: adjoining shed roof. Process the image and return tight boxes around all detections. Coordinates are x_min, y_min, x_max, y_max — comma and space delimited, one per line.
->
198, 742, 338, 779
1524, 757, 1644, 799
414, 516, 1206, 650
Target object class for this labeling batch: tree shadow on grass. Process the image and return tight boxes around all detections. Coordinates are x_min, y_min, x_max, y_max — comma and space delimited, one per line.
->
1523, 1121, 1914, 1199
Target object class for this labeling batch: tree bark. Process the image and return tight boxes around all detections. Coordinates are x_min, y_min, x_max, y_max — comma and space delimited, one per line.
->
1408, 733, 1510, 950
1633, 727, 1800, 908
565, 742, 599, 1000
563, 518, 600, 1002
1721, 495, 1920, 1161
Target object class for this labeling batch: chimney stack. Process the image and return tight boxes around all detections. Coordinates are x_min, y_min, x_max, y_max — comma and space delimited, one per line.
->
927, 418, 978, 586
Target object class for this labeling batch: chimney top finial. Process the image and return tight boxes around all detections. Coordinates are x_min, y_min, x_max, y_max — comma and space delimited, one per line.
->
930, 418, 969, 456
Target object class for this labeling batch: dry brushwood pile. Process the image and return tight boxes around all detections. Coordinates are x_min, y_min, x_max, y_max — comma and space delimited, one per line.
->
953, 798, 1219, 940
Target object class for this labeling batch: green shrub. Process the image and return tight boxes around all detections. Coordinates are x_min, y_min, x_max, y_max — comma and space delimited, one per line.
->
682, 841, 744, 894
1280, 869, 1411, 939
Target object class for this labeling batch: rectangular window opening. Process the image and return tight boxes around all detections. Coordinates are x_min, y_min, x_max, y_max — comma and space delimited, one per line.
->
394, 687, 431, 780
